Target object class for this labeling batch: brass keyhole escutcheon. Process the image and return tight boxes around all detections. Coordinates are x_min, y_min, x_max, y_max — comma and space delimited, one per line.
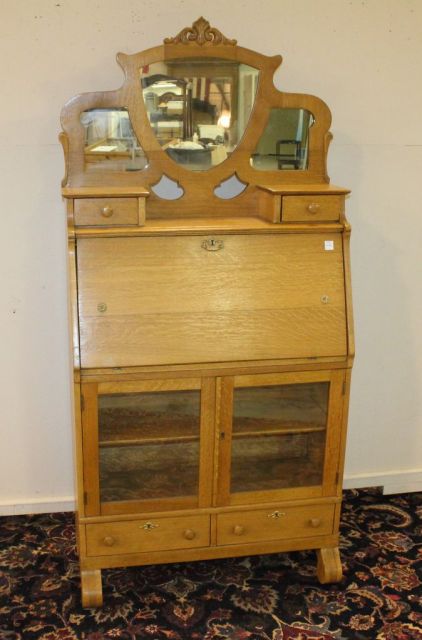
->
201, 238, 224, 251
321, 295, 329, 304
97, 303, 107, 313
268, 510, 286, 519
141, 521, 159, 531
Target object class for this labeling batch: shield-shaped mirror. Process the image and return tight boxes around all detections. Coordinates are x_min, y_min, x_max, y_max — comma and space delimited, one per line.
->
141, 59, 259, 171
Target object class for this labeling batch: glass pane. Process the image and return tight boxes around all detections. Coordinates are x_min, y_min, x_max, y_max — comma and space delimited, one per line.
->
231, 382, 329, 493
98, 390, 200, 503
251, 108, 313, 171
141, 59, 259, 170
80, 108, 148, 172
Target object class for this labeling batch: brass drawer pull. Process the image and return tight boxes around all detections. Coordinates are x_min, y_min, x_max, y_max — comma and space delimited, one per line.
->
140, 521, 159, 531
101, 205, 114, 218
103, 536, 115, 546
307, 202, 320, 214
201, 238, 224, 251
233, 525, 245, 536
268, 510, 286, 519
183, 529, 196, 540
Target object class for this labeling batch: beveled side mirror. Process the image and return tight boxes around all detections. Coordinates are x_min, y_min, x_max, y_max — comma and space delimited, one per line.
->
80, 108, 148, 172
251, 108, 314, 171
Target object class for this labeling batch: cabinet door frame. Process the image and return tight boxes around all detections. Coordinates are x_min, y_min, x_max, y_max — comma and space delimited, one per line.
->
215, 369, 346, 507
80, 376, 216, 517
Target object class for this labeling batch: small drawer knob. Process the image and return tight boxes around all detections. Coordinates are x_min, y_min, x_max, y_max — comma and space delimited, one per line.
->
307, 202, 320, 214
183, 529, 196, 540
103, 536, 115, 546
101, 205, 114, 218
309, 518, 322, 528
233, 525, 245, 536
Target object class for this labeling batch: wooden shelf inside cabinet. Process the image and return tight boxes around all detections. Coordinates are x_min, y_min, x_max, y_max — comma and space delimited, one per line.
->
99, 419, 326, 448
98, 398, 200, 447
233, 423, 326, 438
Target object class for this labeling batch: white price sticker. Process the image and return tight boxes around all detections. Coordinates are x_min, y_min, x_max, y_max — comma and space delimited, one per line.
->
324, 240, 334, 251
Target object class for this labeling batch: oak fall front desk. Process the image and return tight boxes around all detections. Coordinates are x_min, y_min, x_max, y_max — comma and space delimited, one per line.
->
60, 18, 353, 606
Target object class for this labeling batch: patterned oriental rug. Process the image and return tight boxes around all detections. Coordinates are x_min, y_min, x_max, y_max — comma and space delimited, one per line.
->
0, 489, 421, 639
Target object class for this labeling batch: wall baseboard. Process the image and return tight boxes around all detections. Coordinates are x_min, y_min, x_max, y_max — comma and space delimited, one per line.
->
0, 497, 75, 516
343, 469, 422, 495
0, 470, 421, 516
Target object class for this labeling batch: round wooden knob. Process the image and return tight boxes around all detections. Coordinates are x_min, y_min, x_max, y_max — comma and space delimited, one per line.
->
103, 536, 115, 546
101, 205, 114, 218
233, 525, 245, 536
183, 529, 196, 540
307, 202, 320, 214
309, 518, 322, 528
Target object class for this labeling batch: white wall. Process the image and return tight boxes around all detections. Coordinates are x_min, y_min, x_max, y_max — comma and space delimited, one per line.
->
1, 0, 421, 514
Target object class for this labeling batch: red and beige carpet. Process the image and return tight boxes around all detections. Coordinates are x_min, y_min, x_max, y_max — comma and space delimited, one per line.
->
0, 488, 421, 639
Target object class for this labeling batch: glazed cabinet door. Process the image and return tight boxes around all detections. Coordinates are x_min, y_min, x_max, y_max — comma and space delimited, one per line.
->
81, 377, 215, 516
216, 370, 345, 506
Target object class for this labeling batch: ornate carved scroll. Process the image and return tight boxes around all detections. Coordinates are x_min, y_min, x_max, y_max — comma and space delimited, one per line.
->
164, 16, 237, 46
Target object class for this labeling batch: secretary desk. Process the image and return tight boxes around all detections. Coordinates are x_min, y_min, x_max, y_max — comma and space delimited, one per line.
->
59, 17, 354, 606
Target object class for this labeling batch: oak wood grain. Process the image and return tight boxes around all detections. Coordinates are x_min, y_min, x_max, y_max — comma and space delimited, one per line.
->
77, 234, 347, 368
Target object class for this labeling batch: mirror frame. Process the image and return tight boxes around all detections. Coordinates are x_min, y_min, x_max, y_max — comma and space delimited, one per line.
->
60, 17, 333, 215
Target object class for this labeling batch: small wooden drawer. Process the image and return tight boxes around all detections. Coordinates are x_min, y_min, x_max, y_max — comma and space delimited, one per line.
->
74, 198, 139, 226
217, 504, 335, 546
282, 195, 344, 222
86, 514, 210, 556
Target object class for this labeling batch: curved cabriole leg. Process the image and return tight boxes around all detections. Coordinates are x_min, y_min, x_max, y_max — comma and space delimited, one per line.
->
81, 569, 103, 607
316, 547, 343, 584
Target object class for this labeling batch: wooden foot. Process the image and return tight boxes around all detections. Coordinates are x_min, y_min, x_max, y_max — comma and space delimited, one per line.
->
316, 547, 343, 584
81, 569, 103, 607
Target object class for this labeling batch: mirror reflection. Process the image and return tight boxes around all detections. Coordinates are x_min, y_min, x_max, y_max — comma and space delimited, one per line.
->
141, 59, 259, 170
80, 108, 148, 172
251, 108, 314, 171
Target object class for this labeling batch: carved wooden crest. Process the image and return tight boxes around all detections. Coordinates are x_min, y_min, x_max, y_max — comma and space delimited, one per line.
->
164, 16, 237, 46
60, 17, 333, 208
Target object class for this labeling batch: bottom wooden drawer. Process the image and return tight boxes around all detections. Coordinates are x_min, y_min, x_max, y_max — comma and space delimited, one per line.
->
217, 504, 335, 546
86, 514, 210, 556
